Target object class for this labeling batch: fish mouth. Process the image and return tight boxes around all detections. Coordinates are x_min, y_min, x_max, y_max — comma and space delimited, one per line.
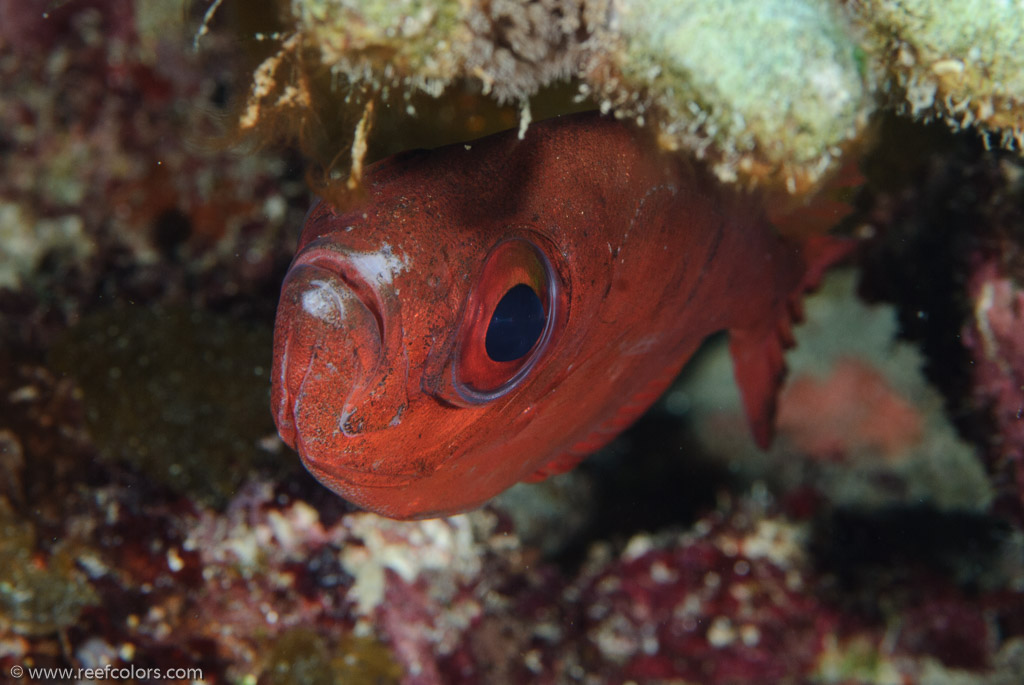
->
271, 242, 385, 452
271, 240, 427, 490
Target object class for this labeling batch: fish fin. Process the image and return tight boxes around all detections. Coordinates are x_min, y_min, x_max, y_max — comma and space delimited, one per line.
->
729, 327, 786, 449
730, 235, 856, 448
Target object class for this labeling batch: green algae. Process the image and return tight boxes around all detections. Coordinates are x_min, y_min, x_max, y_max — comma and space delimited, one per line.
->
295, 0, 464, 93
611, 0, 872, 187
851, 0, 1024, 143
275, 0, 876, 191
260, 628, 402, 685
265, 0, 1024, 192
813, 634, 903, 684
0, 498, 97, 636
49, 306, 288, 506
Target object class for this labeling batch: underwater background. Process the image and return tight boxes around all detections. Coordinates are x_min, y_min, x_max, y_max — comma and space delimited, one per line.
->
1, 1, 1024, 683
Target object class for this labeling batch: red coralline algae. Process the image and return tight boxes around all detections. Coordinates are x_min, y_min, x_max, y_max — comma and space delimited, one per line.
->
568, 511, 834, 684
778, 357, 924, 461
896, 596, 992, 670
964, 258, 1024, 517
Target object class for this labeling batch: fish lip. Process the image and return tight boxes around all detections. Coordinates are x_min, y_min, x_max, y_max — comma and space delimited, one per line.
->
299, 452, 425, 492
280, 238, 429, 489
272, 327, 299, 445
289, 237, 386, 336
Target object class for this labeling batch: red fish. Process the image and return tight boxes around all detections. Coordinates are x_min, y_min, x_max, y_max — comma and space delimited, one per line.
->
271, 112, 847, 519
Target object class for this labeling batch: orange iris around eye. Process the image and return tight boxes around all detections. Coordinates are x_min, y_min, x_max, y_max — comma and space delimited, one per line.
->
453, 238, 559, 403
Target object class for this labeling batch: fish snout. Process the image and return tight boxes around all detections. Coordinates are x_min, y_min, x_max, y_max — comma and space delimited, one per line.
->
271, 259, 383, 457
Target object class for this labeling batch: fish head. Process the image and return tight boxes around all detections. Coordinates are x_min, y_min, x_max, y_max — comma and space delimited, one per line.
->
272, 189, 577, 519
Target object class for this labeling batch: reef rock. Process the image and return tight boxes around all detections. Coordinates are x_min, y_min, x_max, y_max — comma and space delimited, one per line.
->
234, 0, 1024, 192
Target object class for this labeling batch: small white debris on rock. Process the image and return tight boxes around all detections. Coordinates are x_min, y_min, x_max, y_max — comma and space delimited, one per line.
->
706, 616, 736, 647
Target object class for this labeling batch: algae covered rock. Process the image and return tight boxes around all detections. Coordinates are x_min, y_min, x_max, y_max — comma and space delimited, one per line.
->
49, 306, 285, 506
594, 0, 873, 191
0, 499, 97, 637
675, 269, 993, 512
261, 628, 402, 685
850, 0, 1024, 148
228, 0, 1024, 193
245, 0, 874, 191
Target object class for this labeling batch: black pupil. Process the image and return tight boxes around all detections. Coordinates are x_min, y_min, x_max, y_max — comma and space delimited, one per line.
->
485, 284, 545, 362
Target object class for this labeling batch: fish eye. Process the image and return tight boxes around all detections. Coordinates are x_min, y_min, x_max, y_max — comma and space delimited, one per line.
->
485, 284, 545, 362
450, 238, 560, 403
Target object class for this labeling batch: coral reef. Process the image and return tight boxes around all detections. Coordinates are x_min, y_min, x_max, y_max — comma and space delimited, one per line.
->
2, 1, 1024, 684
591, 0, 872, 191
0, 498, 97, 637
3, 468, 1022, 683
49, 306, 285, 506
677, 268, 993, 512
244, 0, 875, 192
850, 0, 1024, 148
854, 115, 1024, 522
232, 0, 1024, 192
963, 259, 1024, 519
